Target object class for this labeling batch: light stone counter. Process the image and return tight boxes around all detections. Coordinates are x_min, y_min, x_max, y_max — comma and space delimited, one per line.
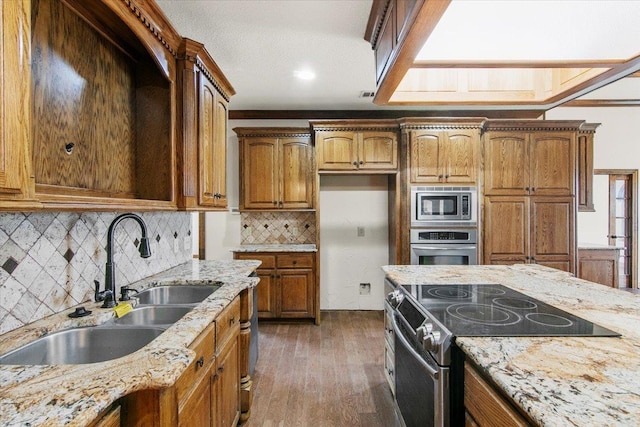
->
0, 260, 260, 427
383, 264, 640, 426
232, 243, 317, 252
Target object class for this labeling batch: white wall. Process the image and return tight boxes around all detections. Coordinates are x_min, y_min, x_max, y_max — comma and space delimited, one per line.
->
545, 106, 640, 246
319, 175, 389, 310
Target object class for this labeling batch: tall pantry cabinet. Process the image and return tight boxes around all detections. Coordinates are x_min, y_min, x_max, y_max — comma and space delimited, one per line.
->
482, 121, 583, 274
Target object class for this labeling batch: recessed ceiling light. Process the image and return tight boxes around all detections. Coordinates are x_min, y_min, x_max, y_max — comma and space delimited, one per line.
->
294, 69, 316, 81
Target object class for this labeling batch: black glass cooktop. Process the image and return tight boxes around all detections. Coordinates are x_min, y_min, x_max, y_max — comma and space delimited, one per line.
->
401, 284, 620, 337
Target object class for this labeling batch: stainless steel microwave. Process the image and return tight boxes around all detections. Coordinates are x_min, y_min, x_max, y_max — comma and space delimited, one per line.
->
411, 186, 476, 226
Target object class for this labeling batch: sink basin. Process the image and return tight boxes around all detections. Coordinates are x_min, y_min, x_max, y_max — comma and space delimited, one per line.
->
113, 305, 193, 326
0, 326, 164, 365
136, 285, 221, 305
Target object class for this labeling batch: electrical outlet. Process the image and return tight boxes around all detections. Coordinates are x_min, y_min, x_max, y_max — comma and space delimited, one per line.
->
359, 283, 371, 295
357, 226, 365, 237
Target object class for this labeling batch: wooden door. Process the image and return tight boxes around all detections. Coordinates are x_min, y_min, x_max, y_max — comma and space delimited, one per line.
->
530, 196, 575, 273
213, 335, 241, 427
410, 130, 444, 183
279, 137, 313, 209
316, 131, 357, 170
444, 130, 477, 184
241, 138, 278, 209
358, 131, 397, 170
212, 94, 228, 208
606, 172, 636, 287
197, 73, 217, 207
0, 0, 32, 200
278, 269, 314, 318
483, 196, 529, 265
255, 268, 277, 318
529, 132, 575, 196
483, 132, 528, 195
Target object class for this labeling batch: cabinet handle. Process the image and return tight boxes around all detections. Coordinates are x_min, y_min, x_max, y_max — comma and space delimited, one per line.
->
531, 187, 536, 192
292, 260, 297, 265
229, 316, 235, 325
531, 257, 536, 262
352, 161, 358, 166
359, 160, 364, 165
438, 174, 443, 179
196, 356, 204, 368
273, 201, 278, 205
276, 274, 281, 279
218, 365, 225, 374
279, 201, 283, 207
270, 274, 275, 279
525, 256, 530, 260
525, 187, 530, 192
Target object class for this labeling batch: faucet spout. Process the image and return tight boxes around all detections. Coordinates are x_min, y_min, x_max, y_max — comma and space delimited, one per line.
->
104, 213, 152, 305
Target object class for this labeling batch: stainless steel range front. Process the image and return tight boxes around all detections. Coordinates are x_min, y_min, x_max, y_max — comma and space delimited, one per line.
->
385, 281, 620, 427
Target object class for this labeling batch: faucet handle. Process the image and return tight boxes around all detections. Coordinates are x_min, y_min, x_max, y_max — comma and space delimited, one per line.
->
95, 280, 117, 308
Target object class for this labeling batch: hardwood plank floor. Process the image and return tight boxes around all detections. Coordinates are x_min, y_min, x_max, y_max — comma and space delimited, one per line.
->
243, 311, 402, 427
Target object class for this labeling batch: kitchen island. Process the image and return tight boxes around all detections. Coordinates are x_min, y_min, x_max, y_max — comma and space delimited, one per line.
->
383, 264, 640, 426
0, 260, 260, 427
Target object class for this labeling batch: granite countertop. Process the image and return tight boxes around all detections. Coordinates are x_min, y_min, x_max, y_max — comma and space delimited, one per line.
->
0, 260, 260, 427
382, 264, 640, 426
578, 243, 623, 250
232, 243, 317, 252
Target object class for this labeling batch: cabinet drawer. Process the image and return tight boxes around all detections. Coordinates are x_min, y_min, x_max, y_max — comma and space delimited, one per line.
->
176, 322, 215, 405
277, 253, 314, 268
216, 297, 240, 352
235, 253, 276, 269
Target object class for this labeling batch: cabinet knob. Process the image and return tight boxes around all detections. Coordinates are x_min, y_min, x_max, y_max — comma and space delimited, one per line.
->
445, 174, 450, 179
359, 161, 364, 165
196, 356, 204, 368
292, 260, 297, 265
352, 161, 358, 166
273, 201, 278, 205
218, 365, 225, 374
229, 316, 235, 325
525, 187, 530, 192
531, 187, 536, 192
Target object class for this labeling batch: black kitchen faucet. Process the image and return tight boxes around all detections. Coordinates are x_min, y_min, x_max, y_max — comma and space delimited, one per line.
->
95, 213, 151, 308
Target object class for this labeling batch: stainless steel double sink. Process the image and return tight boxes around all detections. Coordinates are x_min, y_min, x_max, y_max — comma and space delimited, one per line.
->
0, 284, 221, 365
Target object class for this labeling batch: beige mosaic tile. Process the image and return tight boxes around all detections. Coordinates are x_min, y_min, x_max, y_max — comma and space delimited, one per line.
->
241, 212, 316, 244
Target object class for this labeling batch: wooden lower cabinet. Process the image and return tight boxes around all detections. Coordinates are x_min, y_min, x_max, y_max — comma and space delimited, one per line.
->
179, 367, 213, 427
90, 405, 120, 427
464, 362, 533, 426
212, 331, 241, 427
484, 196, 576, 273
233, 252, 317, 323
578, 247, 620, 287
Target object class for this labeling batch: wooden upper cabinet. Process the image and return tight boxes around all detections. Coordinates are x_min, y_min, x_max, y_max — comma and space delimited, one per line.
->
236, 128, 314, 211
311, 121, 398, 172
178, 38, 234, 211
409, 129, 477, 184
484, 131, 575, 196
0, 0, 37, 208
577, 124, 599, 212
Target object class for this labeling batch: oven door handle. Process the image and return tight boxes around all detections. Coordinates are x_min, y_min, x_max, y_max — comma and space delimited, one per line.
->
391, 313, 439, 379
411, 245, 476, 250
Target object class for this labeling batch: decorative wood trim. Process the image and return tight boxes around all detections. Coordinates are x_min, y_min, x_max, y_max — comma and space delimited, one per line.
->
562, 99, 640, 107
484, 120, 585, 132
364, 0, 391, 46
578, 122, 601, 133
121, 0, 178, 57
232, 127, 311, 138
228, 109, 543, 120
398, 117, 487, 130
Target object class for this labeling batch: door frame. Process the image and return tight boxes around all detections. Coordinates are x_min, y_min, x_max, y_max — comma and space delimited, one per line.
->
594, 169, 638, 288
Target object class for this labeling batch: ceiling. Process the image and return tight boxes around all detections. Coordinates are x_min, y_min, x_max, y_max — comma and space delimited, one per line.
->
156, 0, 640, 113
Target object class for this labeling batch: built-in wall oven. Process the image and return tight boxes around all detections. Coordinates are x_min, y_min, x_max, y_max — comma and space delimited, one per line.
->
410, 228, 477, 266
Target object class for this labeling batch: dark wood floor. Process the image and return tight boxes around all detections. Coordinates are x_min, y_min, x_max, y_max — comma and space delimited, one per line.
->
243, 311, 402, 427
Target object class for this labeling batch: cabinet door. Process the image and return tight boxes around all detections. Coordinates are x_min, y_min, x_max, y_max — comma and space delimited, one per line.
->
278, 269, 314, 318
358, 131, 397, 170
241, 138, 278, 209
483, 197, 529, 265
213, 335, 241, 427
279, 137, 313, 209
0, 0, 32, 200
530, 196, 575, 273
529, 132, 575, 196
212, 94, 228, 208
316, 131, 357, 170
197, 73, 217, 207
484, 132, 529, 195
445, 130, 477, 184
255, 268, 277, 318
410, 131, 444, 183
179, 365, 212, 427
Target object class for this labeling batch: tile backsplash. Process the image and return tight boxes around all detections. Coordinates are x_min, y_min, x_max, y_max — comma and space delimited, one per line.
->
241, 212, 316, 244
0, 211, 192, 334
